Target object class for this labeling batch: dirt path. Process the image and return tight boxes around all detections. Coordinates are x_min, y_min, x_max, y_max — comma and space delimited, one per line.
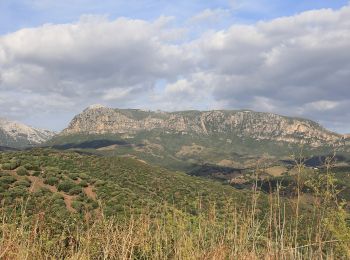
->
27, 175, 57, 193
61, 193, 76, 212
84, 185, 97, 200
27, 176, 76, 213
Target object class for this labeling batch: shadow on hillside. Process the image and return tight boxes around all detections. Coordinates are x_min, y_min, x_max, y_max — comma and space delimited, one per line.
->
0, 146, 19, 151
51, 139, 141, 150
189, 163, 243, 180
280, 154, 348, 168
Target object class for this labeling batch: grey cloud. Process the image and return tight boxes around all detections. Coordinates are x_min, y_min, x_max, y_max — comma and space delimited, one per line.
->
1, 6, 350, 132
0, 16, 191, 96
173, 5, 350, 132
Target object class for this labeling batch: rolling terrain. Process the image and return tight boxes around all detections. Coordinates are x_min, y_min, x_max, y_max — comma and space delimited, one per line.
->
48, 105, 350, 176
0, 110, 349, 258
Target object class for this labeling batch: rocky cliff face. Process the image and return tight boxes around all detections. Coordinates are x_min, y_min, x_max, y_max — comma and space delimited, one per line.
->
0, 118, 56, 148
61, 105, 342, 147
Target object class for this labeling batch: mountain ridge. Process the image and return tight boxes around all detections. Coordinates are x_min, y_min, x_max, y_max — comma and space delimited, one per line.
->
0, 117, 56, 148
60, 105, 343, 147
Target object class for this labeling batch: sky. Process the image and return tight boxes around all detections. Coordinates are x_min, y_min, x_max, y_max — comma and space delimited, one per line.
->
0, 0, 350, 133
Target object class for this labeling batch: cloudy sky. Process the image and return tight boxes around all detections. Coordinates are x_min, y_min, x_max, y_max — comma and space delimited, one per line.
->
0, 0, 349, 133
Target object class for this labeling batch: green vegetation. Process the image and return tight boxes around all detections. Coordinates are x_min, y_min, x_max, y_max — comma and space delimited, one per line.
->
0, 148, 349, 258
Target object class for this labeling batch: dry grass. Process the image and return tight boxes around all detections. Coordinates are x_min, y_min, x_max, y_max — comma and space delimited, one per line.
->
0, 158, 349, 259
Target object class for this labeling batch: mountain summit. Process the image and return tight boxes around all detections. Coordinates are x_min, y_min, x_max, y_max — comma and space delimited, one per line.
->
0, 118, 55, 148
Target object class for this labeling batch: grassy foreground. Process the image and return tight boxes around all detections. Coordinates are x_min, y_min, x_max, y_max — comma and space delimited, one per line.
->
1, 187, 349, 259
0, 150, 349, 259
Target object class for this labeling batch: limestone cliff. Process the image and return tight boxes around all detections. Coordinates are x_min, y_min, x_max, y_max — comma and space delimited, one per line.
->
61, 105, 342, 147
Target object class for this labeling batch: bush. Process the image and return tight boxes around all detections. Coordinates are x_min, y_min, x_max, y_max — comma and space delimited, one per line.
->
79, 180, 88, 187
78, 172, 90, 180
8, 186, 28, 197
69, 186, 82, 195
0, 183, 10, 190
44, 177, 59, 186
16, 166, 29, 176
68, 173, 79, 180
95, 180, 106, 187
71, 200, 85, 213
57, 180, 76, 193
52, 193, 64, 200
24, 163, 40, 171
32, 171, 41, 176
14, 179, 31, 188
2, 161, 19, 170
0, 175, 17, 185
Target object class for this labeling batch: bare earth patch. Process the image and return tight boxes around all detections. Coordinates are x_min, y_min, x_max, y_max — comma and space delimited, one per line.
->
265, 166, 287, 177
176, 143, 205, 157
84, 185, 97, 200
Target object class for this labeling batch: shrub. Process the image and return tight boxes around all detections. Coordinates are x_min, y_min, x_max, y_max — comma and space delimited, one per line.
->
95, 180, 106, 187
57, 180, 76, 193
14, 179, 31, 188
51, 193, 64, 200
8, 186, 27, 197
69, 186, 82, 195
2, 161, 19, 170
0, 183, 10, 190
71, 200, 85, 213
78, 173, 90, 180
16, 167, 29, 176
24, 163, 40, 171
32, 171, 41, 176
68, 173, 79, 180
0, 175, 17, 185
79, 180, 88, 187
44, 177, 59, 186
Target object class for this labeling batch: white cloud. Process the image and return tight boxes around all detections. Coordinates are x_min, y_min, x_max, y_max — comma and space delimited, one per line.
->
1, 5, 350, 132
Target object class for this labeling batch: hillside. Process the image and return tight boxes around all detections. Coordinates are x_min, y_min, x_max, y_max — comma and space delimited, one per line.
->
0, 149, 245, 217
0, 148, 349, 259
0, 118, 55, 148
48, 105, 350, 174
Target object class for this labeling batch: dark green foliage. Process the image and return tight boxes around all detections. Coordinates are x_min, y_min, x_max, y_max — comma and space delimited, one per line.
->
57, 180, 76, 192
32, 171, 41, 176
71, 200, 85, 213
14, 179, 31, 188
79, 180, 88, 187
44, 177, 59, 186
24, 162, 40, 171
69, 186, 82, 195
16, 166, 29, 176
0, 175, 17, 185
8, 185, 28, 197
68, 173, 79, 180
0, 149, 247, 219
2, 160, 20, 170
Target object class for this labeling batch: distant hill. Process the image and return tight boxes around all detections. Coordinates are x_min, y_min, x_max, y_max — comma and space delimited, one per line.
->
47, 105, 350, 172
0, 118, 55, 148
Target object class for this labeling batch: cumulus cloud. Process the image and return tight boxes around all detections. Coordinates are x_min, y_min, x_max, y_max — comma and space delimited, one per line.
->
0, 15, 191, 99
1, 5, 350, 132
168, 5, 350, 132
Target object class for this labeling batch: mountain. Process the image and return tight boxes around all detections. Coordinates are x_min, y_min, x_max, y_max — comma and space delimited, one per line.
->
48, 105, 350, 172
61, 105, 342, 147
0, 118, 55, 148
